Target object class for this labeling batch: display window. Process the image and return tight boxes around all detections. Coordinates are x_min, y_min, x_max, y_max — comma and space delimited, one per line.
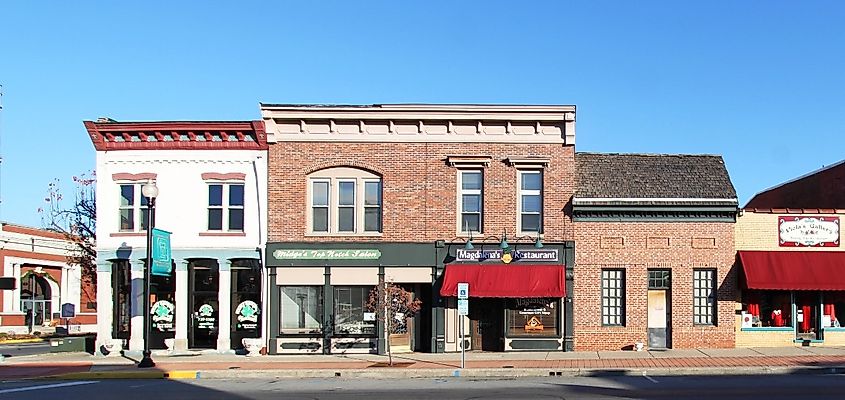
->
280, 286, 323, 335
743, 290, 792, 327
505, 298, 559, 337
333, 286, 376, 336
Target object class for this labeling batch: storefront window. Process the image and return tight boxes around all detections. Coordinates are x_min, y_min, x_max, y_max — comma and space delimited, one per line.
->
334, 286, 376, 336
743, 290, 792, 327
824, 292, 845, 328
280, 286, 323, 334
505, 298, 559, 337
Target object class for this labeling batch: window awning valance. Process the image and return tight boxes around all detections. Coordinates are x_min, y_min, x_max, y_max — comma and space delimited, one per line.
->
739, 250, 845, 290
440, 264, 565, 298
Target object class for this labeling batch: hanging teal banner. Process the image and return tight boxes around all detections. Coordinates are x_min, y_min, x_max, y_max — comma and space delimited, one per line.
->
151, 228, 172, 276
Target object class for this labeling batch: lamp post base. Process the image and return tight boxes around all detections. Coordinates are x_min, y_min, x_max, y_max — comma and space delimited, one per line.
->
138, 351, 156, 368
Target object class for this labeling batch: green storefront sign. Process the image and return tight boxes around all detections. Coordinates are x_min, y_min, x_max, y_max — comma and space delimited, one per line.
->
272, 249, 382, 260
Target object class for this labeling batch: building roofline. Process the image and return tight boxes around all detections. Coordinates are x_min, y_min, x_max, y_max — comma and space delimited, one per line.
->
744, 159, 845, 207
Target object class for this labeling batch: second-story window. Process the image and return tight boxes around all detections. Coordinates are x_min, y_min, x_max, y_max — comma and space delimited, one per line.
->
208, 183, 245, 232
459, 171, 483, 234
518, 170, 543, 233
308, 167, 382, 235
119, 183, 151, 231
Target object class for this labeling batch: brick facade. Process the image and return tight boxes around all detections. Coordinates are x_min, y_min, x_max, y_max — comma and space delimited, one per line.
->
573, 221, 737, 350
268, 142, 575, 244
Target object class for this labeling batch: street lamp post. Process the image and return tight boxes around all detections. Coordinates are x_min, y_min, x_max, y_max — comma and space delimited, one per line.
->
138, 181, 159, 368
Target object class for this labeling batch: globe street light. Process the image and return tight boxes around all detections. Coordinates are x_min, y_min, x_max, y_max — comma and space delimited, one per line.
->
138, 181, 159, 368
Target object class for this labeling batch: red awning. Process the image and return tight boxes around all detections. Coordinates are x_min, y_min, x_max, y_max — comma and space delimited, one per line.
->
440, 264, 565, 298
739, 250, 845, 290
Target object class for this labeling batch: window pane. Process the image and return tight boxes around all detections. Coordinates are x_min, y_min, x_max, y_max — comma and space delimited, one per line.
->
521, 172, 541, 190
364, 181, 381, 206
229, 209, 244, 231
312, 181, 329, 206
229, 184, 244, 206
140, 208, 150, 230
208, 209, 223, 230
522, 195, 541, 213
312, 208, 328, 232
339, 182, 355, 206
209, 185, 223, 206
280, 286, 323, 333
120, 185, 134, 206
120, 209, 134, 230
462, 194, 481, 212
338, 207, 354, 232
506, 298, 559, 337
334, 286, 376, 335
521, 215, 541, 232
364, 208, 381, 232
462, 214, 480, 232
462, 172, 482, 190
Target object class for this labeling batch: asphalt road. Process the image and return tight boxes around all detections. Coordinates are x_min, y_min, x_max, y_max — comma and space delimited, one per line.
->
2, 374, 845, 400
0, 341, 52, 358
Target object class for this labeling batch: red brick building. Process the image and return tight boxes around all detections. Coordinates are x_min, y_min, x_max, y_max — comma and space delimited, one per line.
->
260, 104, 740, 353
262, 104, 577, 353
571, 154, 738, 350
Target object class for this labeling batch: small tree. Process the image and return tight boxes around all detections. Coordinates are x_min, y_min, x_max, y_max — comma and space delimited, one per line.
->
366, 281, 422, 366
38, 171, 97, 304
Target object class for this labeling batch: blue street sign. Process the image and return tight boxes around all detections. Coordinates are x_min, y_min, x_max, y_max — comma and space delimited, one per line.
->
151, 228, 172, 276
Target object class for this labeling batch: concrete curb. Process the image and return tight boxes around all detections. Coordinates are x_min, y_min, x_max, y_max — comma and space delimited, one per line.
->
189, 365, 845, 380
48, 370, 200, 380
39, 365, 845, 381
0, 338, 46, 344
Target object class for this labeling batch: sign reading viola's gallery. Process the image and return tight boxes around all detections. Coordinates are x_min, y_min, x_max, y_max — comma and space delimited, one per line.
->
456, 248, 559, 262
779, 216, 840, 247
272, 249, 382, 260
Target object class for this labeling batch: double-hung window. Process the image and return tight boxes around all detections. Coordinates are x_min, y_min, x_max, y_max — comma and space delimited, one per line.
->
207, 182, 245, 232
459, 171, 483, 234
118, 183, 151, 231
518, 170, 543, 233
308, 167, 382, 234
693, 269, 717, 325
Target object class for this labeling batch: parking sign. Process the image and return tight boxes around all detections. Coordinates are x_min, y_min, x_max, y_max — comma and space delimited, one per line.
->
457, 282, 469, 300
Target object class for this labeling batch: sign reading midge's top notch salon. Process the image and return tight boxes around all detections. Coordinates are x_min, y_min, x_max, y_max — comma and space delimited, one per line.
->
778, 216, 840, 247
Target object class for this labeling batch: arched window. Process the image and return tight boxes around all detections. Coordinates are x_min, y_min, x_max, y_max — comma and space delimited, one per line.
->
307, 167, 382, 234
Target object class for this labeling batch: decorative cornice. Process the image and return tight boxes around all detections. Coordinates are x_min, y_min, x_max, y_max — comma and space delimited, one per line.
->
85, 120, 267, 151
201, 172, 246, 181
260, 104, 575, 145
111, 172, 157, 182
573, 209, 736, 222
506, 156, 551, 168
446, 155, 493, 168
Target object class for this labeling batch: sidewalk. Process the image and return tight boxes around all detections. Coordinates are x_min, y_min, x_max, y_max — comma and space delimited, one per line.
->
3, 346, 845, 380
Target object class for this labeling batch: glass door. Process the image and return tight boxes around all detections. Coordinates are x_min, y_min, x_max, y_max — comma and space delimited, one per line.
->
189, 262, 219, 349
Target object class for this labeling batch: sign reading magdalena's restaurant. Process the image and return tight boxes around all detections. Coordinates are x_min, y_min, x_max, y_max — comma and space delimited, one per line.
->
273, 249, 382, 260
779, 216, 840, 247
456, 248, 559, 262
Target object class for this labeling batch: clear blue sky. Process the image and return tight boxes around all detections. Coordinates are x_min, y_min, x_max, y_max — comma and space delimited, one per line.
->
1, 1, 843, 227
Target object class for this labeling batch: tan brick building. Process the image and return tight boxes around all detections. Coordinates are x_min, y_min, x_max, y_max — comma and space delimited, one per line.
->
735, 161, 845, 347
572, 154, 738, 350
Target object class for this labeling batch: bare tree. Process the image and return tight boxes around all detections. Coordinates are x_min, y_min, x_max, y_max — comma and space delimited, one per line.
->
366, 280, 422, 366
38, 171, 97, 302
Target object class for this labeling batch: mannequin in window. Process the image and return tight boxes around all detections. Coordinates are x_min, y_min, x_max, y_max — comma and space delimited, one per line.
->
771, 309, 784, 327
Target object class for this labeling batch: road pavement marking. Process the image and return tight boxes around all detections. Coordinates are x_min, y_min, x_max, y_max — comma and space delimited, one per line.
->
0, 381, 98, 394
642, 372, 659, 384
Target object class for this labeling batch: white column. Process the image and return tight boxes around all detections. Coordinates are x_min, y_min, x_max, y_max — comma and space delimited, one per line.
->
12, 263, 22, 312
95, 262, 114, 356
174, 259, 189, 352
128, 260, 145, 352
216, 259, 232, 353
